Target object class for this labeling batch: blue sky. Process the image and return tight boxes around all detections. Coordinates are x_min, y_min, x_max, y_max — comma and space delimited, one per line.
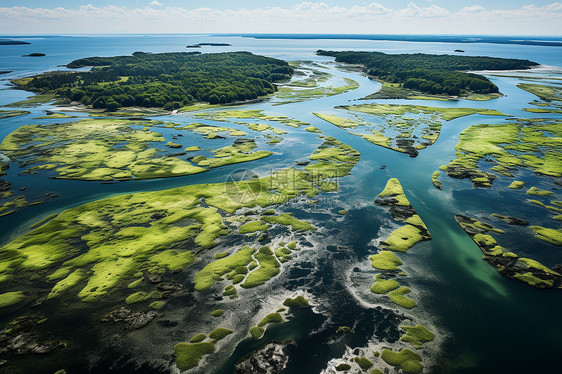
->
1, 1, 561, 35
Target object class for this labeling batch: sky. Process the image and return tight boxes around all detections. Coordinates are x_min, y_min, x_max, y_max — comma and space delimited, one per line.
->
0, 1, 561, 35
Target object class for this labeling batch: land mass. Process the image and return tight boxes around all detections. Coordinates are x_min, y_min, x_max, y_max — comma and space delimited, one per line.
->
12, 51, 294, 110
186, 43, 232, 48
316, 50, 538, 97
0, 39, 30, 45
241, 34, 562, 47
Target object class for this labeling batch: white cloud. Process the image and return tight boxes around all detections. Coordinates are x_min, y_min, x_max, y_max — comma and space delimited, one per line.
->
0, 2, 560, 35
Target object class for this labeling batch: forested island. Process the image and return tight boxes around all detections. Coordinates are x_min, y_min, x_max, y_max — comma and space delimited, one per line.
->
317, 51, 538, 96
0, 39, 30, 45
14, 51, 293, 110
186, 43, 232, 48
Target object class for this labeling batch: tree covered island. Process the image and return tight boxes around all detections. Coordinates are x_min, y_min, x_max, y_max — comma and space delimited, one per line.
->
13, 51, 294, 110
316, 50, 538, 98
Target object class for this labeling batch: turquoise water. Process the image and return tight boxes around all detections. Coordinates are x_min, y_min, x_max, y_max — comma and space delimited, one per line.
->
0, 35, 561, 374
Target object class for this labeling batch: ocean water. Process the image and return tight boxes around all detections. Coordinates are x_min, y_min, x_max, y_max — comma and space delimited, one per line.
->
0, 35, 560, 374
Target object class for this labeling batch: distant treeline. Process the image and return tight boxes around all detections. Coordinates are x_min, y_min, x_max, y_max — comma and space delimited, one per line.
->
317, 50, 538, 96
24, 51, 293, 109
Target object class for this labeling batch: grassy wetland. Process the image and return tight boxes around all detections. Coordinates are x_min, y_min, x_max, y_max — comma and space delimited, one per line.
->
0, 36, 560, 374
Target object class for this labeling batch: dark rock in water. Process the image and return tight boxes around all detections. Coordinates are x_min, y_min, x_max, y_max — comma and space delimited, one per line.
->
0, 315, 65, 356
235, 340, 296, 374
454, 49, 465, 53
156, 282, 183, 293
395, 138, 418, 158
144, 271, 163, 284
388, 205, 416, 221
100, 307, 158, 330
166, 152, 186, 157
150, 212, 166, 220
128, 311, 158, 329
492, 214, 528, 226
23, 53, 46, 57
0, 179, 11, 191
295, 161, 310, 166
234, 138, 255, 145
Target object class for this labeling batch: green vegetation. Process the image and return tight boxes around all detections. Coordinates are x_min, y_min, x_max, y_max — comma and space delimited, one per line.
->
335, 363, 352, 371
193, 139, 273, 169
180, 122, 247, 138
3, 94, 60, 108
318, 50, 537, 96
305, 136, 361, 182
341, 104, 505, 121
283, 295, 309, 307
382, 225, 426, 253
316, 105, 504, 157
261, 213, 316, 231
455, 215, 561, 288
400, 324, 435, 349
189, 334, 207, 343
19, 52, 293, 109
208, 327, 233, 341
34, 112, 75, 119
194, 246, 256, 291
336, 326, 351, 334
201, 110, 310, 128
442, 119, 562, 188
524, 107, 562, 114
1, 136, 361, 303
174, 341, 215, 371
0, 119, 274, 181
369, 251, 403, 271
239, 221, 269, 234
0, 110, 30, 119
0, 181, 246, 302
381, 348, 423, 374
0, 119, 207, 181
30, 214, 58, 229
517, 83, 562, 102
305, 126, 322, 133
249, 326, 265, 339
389, 287, 417, 309
125, 291, 151, 304
432, 171, 442, 189
526, 187, 554, 196
241, 247, 281, 288
529, 226, 562, 246
509, 181, 526, 189
0, 291, 27, 308
149, 301, 165, 309
257, 312, 283, 327
376, 178, 431, 252
313, 113, 362, 128
370, 274, 400, 294
354, 357, 373, 370
275, 78, 359, 105
210, 309, 225, 317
